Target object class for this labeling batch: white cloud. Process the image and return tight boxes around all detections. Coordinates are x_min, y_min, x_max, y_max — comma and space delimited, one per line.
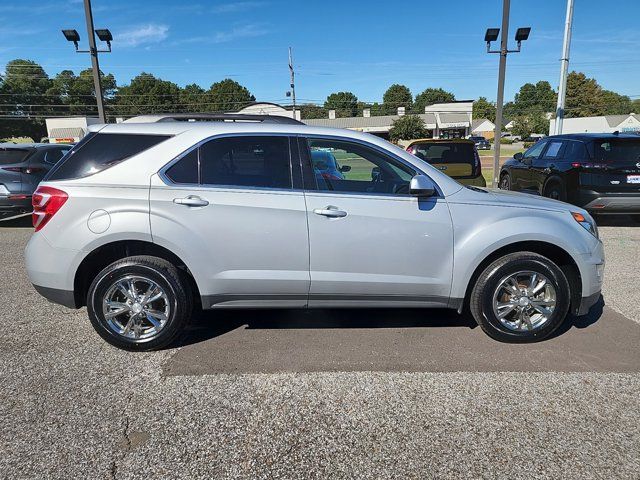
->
116, 23, 169, 47
175, 24, 269, 45
211, 2, 267, 13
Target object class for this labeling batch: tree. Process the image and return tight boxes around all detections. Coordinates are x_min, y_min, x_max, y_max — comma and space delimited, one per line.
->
565, 71, 605, 118
207, 79, 254, 112
114, 73, 182, 116
300, 104, 327, 119
388, 115, 427, 142
0, 59, 53, 140
632, 99, 640, 113
179, 83, 207, 113
511, 113, 549, 139
511, 81, 556, 116
473, 97, 496, 123
600, 90, 632, 115
324, 91, 358, 117
414, 88, 455, 113
47, 68, 117, 117
383, 84, 413, 114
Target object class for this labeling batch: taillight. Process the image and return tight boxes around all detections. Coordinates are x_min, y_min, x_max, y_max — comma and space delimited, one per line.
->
1, 166, 44, 174
571, 162, 608, 169
32, 186, 68, 232
2, 167, 22, 173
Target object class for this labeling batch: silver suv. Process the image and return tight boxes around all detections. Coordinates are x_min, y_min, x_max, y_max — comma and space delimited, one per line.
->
25, 114, 604, 350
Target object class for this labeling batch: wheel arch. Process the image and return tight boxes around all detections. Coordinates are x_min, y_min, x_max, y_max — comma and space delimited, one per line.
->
542, 174, 565, 194
73, 240, 201, 309
460, 240, 582, 316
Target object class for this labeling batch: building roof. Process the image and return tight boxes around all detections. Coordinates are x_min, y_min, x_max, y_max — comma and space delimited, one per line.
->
49, 127, 85, 138
605, 114, 632, 127
471, 118, 495, 130
305, 113, 438, 130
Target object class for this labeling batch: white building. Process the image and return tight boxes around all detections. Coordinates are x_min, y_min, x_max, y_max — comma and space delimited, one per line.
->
45, 116, 101, 143
237, 102, 301, 121
471, 118, 496, 139
304, 101, 474, 140
549, 113, 640, 135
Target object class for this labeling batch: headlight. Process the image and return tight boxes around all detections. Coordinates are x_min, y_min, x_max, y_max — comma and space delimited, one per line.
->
572, 212, 598, 239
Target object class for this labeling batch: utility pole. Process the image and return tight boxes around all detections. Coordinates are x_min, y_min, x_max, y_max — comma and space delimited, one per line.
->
492, 0, 510, 188
288, 47, 297, 119
554, 0, 574, 135
484, 1, 530, 187
83, 0, 106, 123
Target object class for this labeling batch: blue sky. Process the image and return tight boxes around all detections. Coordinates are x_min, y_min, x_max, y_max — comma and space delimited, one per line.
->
1, 0, 639, 106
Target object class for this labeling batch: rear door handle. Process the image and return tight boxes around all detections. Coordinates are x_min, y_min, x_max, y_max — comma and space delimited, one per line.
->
313, 206, 347, 218
173, 195, 209, 207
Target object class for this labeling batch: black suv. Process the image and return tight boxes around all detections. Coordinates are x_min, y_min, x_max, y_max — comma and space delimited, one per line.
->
0, 143, 72, 220
499, 133, 640, 220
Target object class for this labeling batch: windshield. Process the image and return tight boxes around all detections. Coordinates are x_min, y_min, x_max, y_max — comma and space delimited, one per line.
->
0, 148, 31, 165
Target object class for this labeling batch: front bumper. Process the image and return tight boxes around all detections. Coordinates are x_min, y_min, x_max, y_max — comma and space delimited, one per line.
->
576, 290, 601, 316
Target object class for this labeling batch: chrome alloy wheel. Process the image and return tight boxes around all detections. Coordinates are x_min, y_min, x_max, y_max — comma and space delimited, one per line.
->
492, 270, 557, 332
101, 275, 170, 341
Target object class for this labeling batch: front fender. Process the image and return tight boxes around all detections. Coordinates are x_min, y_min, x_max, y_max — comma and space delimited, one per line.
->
448, 203, 598, 300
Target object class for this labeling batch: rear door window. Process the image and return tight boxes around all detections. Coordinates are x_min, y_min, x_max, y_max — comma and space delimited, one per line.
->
199, 136, 292, 189
542, 141, 564, 159
564, 141, 589, 160
46, 133, 171, 180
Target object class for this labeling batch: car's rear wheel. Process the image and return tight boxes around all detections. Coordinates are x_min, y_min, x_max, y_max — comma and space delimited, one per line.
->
543, 181, 567, 201
499, 173, 511, 190
470, 252, 570, 342
87, 255, 192, 351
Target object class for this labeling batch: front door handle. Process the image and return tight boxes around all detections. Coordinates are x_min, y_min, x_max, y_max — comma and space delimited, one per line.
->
173, 195, 209, 207
313, 206, 347, 218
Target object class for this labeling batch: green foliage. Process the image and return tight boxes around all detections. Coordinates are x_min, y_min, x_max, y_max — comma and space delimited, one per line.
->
47, 68, 117, 117
324, 91, 358, 117
414, 88, 455, 113
388, 115, 427, 142
499, 138, 514, 145
383, 84, 413, 115
207, 78, 255, 112
114, 73, 182, 116
473, 97, 496, 123
565, 72, 633, 117
300, 103, 327, 119
179, 83, 207, 113
511, 113, 549, 139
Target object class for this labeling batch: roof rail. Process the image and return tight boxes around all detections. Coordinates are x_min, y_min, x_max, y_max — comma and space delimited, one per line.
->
125, 113, 304, 125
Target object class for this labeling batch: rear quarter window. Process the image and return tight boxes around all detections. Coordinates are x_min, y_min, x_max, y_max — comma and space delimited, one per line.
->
46, 133, 171, 180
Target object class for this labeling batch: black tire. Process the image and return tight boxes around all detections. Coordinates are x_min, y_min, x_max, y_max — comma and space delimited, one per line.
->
469, 252, 571, 343
499, 172, 511, 190
87, 255, 192, 351
543, 180, 567, 201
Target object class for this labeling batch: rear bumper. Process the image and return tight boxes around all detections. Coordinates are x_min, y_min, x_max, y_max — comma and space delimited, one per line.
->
0, 195, 32, 217
577, 191, 640, 214
32, 284, 78, 309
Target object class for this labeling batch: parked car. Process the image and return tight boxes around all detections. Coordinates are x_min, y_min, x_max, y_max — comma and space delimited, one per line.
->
499, 133, 640, 221
311, 150, 351, 180
469, 135, 491, 150
0, 143, 72, 220
26, 115, 603, 350
405, 139, 486, 187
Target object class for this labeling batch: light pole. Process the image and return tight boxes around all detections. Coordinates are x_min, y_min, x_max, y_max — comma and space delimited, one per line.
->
62, 0, 112, 123
555, 0, 575, 135
485, 0, 530, 188
287, 47, 297, 120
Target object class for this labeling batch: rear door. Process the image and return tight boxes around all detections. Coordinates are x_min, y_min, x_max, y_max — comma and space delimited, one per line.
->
587, 138, 640, 194
150, 134, 310, 308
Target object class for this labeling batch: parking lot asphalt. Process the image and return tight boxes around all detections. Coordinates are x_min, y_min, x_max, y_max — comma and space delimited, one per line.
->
1, 220, 639, 479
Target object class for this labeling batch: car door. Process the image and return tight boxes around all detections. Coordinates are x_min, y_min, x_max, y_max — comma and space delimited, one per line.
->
149, 134, 310, 308
530, 140, 565, 194
515, 140, 547, 192
300, 136, 454, 307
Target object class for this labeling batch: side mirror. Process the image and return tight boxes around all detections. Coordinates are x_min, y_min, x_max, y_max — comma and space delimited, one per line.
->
340, 165, 351, 173
409, 174, 436, 197
514, 152, 524, 161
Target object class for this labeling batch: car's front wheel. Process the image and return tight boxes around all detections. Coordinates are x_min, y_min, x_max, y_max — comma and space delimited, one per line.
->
469, 252, 570, 342
87, 255, 192, 351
